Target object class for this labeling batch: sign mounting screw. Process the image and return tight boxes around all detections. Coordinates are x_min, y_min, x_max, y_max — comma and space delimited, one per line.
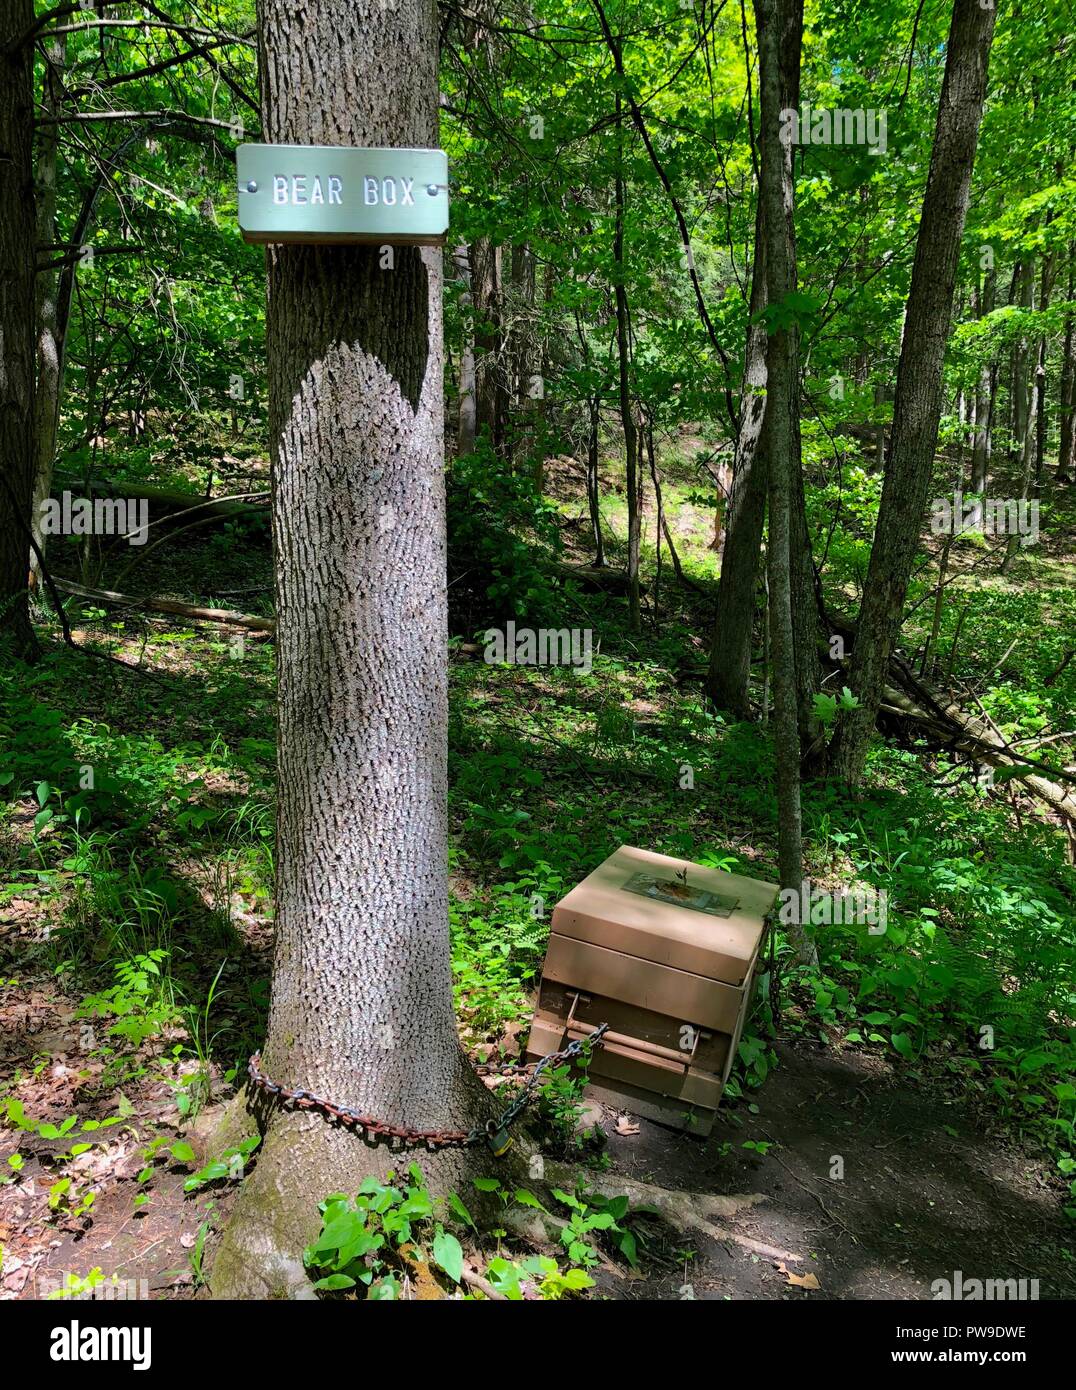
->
245, 180, 258, 193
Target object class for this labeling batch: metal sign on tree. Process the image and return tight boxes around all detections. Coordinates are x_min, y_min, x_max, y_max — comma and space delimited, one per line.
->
236, 144, 449, 245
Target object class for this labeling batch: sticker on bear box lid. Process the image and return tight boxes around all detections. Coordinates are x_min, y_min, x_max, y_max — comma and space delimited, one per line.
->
620, 872, 739, 919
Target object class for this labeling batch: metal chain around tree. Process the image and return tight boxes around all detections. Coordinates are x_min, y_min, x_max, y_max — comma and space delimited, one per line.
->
246, 1024, 609, 1156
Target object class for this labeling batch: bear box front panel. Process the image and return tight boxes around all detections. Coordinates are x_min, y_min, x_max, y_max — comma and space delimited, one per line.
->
525, 846, 778, 1134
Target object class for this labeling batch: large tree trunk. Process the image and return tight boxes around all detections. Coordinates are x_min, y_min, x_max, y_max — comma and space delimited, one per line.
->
211, 0, 494, 1300
829, 0, 997, 785
708, 84, 820, 741
755, 0, 810, 959
0, 0, 38, 657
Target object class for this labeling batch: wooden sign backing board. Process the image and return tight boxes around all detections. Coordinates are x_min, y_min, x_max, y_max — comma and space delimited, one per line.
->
236, 144, 449, 246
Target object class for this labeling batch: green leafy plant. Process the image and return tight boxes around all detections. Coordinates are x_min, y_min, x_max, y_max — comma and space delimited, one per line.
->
181, 1134, 260, 1192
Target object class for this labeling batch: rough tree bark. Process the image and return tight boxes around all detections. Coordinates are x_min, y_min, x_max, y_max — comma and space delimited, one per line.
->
210, 0, 497, 1299
0, 0, 38, 657
829, 0, 997, 785
755, 0, 809, 958
708, 82, 820, 741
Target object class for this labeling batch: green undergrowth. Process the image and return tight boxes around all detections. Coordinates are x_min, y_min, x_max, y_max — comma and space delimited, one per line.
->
301, 1162, 659, 1300
1, 505, 1073, 1224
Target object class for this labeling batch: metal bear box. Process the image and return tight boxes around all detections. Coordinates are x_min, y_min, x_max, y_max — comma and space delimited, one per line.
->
525, 846, 778, 1135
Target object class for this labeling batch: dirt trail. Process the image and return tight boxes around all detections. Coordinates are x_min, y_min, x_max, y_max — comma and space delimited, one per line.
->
597, 1041, 1075, 1300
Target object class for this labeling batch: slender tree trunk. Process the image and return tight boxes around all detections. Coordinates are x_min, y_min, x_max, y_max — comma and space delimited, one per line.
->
1059, 254, 1076, 481
645, 419, 664, 623
1009, 256, 1033, 459
709, 456, 732, 553
0, 0, 38, 657
472, 235, 507, 454
454, 243, 477, 455
1032, 251, 1054, 495
28, 33, 66, 588
212, 0, 494, 1299
755, 0, 810, 959
586, 394, 606, 566
921, 530, 954, 679
612, 88, 641, 630
968, 265, 996, 524
872, 379, 886, 473
510, 243, 538, 477
1004, 251, 1053, 571
707, 188, 770, 717
533, 257, 554, 490
789, 409, 822, 752
829, 0, 996, 786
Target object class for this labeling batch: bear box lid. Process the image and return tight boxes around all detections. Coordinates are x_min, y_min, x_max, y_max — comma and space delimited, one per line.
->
550, 846, 778, 986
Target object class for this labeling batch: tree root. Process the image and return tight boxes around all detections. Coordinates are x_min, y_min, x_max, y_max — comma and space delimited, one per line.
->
507, 1162, 805, 1265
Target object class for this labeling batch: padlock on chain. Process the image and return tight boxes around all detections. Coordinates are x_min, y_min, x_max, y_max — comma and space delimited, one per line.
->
485, 1119, 513, 1157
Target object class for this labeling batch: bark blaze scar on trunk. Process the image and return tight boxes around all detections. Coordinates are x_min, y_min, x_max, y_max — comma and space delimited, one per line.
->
271, 243, 430, 416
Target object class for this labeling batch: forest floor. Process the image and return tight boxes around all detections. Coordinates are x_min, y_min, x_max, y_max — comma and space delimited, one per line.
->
3, 961, 1072, 1300
2, 437, 1074, 1300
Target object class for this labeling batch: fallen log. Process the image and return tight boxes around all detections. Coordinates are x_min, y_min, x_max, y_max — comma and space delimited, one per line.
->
821, 606, 1076, 834
51, 475, 269, 527
880, 682, 1076, 820
53, 578, 274, 633
543, 561, 647, 597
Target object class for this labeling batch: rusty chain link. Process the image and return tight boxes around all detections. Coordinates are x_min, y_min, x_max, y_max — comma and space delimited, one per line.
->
246, 1022, 608, 1155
